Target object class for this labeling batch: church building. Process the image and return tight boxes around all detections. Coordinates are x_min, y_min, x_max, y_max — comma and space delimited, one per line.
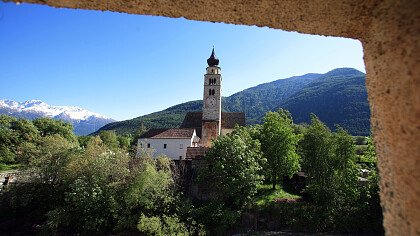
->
137, 49, 245, 160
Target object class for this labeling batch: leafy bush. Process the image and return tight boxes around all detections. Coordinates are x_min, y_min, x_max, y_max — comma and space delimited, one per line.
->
137, 214, 192, 236
189, 200, 240, 236
260, 109, 301, 189
202, 126, 264, 209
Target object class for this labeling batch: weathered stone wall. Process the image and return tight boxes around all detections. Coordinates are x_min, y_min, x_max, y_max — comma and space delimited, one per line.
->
362, 2, 420, 234
201, 121, 219, 147
11, 0, 420, 234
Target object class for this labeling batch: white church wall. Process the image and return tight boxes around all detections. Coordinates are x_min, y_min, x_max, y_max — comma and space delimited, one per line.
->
137, 138, 193, 160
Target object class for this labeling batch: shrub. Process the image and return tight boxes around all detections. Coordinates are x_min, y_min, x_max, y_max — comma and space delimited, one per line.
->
138, 214, 192, 236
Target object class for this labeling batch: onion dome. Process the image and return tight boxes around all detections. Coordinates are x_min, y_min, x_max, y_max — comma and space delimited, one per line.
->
207, 48, 219, 66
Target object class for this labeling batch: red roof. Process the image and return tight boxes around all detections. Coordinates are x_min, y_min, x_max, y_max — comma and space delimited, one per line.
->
139, 128, 196, 139
179, 112, 245, 138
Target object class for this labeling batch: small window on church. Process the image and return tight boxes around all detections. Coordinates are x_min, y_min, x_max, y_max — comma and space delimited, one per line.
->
211, 69, 214, 73
209, 89, 212, 95
209, 78, 216, 85
179, 156, 182, 160
164, 144, 167, 149
147, 143, 150, 148
180, 144, 183, 149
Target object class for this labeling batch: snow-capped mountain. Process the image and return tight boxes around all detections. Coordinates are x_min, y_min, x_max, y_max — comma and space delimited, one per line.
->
0, 99, 115, 136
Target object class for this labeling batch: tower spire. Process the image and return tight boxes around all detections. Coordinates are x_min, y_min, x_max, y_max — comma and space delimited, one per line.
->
207, 47, 219, 66
202, 48, 222, 147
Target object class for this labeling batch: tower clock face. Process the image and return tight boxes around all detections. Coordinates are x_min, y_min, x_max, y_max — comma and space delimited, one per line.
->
206, 97, 217, 108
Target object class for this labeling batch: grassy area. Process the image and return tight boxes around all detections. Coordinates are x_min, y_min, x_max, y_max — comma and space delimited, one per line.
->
0, 163, 23, 173
254, 184, 301, 206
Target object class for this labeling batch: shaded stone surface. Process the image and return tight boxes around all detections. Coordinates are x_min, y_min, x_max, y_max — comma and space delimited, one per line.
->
9, 0, 420, 234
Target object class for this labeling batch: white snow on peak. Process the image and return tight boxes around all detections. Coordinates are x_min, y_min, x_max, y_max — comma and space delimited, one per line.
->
0, 99, 111, 121
0, 99, 19, 109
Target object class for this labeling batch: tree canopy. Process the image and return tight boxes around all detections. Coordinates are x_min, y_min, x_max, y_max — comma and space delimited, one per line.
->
260, 109, 300, 189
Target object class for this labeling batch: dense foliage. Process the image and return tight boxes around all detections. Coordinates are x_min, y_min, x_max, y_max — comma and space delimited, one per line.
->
97, 68, 370, 136
251, 115, 382, 233
281, 69, 370, 136
259, 110, 300, 189
195, 112, 382, 234
298, 115, 360, 231
0, 116, 201, 235
0, 113, 382, 234
202, 126, 265, 208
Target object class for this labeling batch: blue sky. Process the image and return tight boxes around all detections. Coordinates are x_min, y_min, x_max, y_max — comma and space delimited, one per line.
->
0, 2, 365, 121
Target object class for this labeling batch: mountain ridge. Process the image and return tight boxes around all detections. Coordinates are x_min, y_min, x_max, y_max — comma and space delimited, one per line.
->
0, 99, 115, 136
96, 67, 370, 136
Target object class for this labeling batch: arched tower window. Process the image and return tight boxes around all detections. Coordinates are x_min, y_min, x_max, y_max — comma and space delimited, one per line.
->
209, 89, 212, 95
209, 78, 217, 85
211, 69, 214, 73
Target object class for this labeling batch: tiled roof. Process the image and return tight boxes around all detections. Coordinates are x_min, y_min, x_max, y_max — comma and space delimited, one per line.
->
139, 128, 196, 139
186, 147, 209, 159
140, 112, 245, 139
221, 112, 246, 129
180, 112, 202, 129
179, 112, 245, 138
180, 112, 245, 129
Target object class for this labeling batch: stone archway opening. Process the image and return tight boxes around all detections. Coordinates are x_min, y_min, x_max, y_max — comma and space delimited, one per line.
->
6, 0, 420, 235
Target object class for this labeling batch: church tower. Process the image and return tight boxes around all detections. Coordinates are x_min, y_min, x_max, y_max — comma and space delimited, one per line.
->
201, 48, 222, 147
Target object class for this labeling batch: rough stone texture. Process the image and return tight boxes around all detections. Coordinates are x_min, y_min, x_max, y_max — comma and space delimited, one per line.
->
11, 0, 420, 234
201, 121, 219, 147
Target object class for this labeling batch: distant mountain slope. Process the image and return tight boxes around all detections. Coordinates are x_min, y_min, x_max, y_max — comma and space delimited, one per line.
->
278, 68, 370, 135
93, 100, 202, 135
96, 68, 370, 136
223, 73, 322, 124
95, 73, 320, 135
0, 99, 115, 136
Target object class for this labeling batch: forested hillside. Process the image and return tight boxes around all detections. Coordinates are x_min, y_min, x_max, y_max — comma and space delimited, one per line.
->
279, 68, 370, 135
96, 68, 370, 136
223, 73, 322, 124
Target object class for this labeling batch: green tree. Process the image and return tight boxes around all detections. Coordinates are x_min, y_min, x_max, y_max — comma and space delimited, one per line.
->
125, 157, 174, 214
194, 127, 264, 234
99, 130, 120, 150
356, 138, 383, 232
360, 137, 377, 168
260, 109, 300, 189
33, 118, 77, 144
46, 136, 131, 233
11, 118, 40, 143
299, 115, 360, 230
203, 126, 264, 208
137, 214, 192, 236
0, 115, 39, 165
130, 122, 148, 154
77, 135, 92, 148
26, 134, 75, 185
117, 135, 132, 150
